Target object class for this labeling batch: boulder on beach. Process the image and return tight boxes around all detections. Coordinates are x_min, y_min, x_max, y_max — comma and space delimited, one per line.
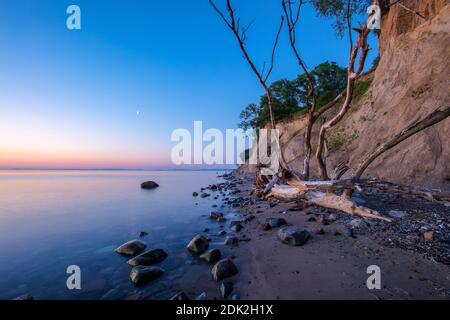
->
211, 258, 238, 281
186, 235, 209, 254
277, 227, 311, 246
130, 266, 164, 285
127, 249, 168, 266
114, 240, 147, 256
140, 181, 159, 190
200, 248, 222, 264
266, 218, 287, 229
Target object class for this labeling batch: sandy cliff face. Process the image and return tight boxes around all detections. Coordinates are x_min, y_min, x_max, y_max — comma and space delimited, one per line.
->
242, 2, 450, 190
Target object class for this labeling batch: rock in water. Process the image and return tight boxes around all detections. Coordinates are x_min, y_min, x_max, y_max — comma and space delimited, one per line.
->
138, 231, 148, 238
277, 227, 311, 246
200, 248, 222, 264
192, 192, 199, 197
170, 292, 190, 300
211, 259, 238, 281
224, 236, 239, 246
220, 282, 234, 298
130, 266, 164, 285
140, 181, 159, 190
114, 240, 147, 256
266, 218, 287, 229
231, 224, 243, 232
127, 249, 168, 266
186, 235, 209, 254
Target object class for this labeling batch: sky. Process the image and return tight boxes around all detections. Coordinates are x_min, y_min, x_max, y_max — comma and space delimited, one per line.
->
0, 0, 378, 169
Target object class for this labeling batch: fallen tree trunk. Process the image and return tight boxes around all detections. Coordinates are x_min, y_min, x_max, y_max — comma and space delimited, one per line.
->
268, 185, 392, 222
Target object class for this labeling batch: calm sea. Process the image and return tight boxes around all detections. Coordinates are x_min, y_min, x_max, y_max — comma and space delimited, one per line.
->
0, 170, 232, 300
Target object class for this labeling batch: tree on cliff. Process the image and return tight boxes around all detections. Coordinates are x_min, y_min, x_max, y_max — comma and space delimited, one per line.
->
210, 0, 450, 221
238, 62, 347, 130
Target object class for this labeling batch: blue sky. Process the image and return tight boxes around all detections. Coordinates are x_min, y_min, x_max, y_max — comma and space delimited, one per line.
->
0, 0, 378, 169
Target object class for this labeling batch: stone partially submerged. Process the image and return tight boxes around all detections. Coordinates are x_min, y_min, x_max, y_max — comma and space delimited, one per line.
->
130, 266, 165, 285
200, 248, 222, 264
211, 258, 238, 281
278, 227, 311, 246
186, 235, 209, 254
140, 181, 159, 190
114, 240, 147, 256
127, 249, 168, 266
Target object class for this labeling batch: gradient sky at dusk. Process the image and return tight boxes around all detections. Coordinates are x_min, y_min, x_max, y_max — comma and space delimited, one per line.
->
0, 0, 378, 169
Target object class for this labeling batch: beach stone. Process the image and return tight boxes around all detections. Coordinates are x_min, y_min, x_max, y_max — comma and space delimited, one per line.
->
140, 181, 159, 190
217, 217, 227, 223
278, 227, 311, 246
266, 218, 287, 229
348, 218, 364, 229
259, 223, 272, 231
192, 192, 199, 197
114, 240, 147, 256
387, 210, 408, 218
127, 249, 168, 266
307, 217, 317, 222
186, 235, 209, 254
200, 248, 222, 264
424, 231, 434, 241
200, 193, 211, 198
12, 294, 34, 301
130, 266, 164, 285
220, 282, 234, 299
225, 236, 239, 246
138, 231, 148, 238
210, 212, 223, 220
231, 224, 243, 232
212, 259, 238, 281
170, 292, 190, 300
229, 220, 242, 227
218, 230, 227, 236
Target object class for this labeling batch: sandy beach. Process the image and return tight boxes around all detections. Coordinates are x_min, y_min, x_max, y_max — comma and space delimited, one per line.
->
184, 171, 450, 300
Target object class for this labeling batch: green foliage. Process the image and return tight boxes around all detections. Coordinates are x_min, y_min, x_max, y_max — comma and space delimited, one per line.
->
239, 61, 347, 129
327, 131, 358, 151
353, 79, 372, 101
311, 0, 372, 37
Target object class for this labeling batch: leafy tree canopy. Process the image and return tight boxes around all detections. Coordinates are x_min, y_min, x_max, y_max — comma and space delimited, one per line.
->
239, 61, 347, 130
310, 0, 372, 37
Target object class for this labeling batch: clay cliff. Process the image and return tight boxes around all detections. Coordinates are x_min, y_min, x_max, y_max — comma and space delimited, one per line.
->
240, 0, 450, 190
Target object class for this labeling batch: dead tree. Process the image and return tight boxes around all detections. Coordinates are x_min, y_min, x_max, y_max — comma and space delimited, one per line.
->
209, 0, 283, 132
315, 23, 371, 180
